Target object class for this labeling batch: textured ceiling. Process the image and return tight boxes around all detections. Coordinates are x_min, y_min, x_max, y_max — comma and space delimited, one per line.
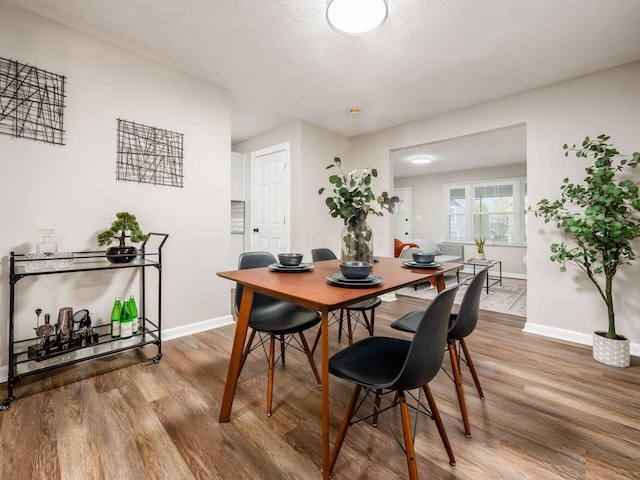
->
6, 0, 640, 145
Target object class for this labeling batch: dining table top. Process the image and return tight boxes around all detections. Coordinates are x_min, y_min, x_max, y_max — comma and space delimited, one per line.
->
216, 256, 462, 311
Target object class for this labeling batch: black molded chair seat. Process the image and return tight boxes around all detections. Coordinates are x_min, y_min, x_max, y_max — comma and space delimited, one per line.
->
236, 251, 321, 416
329, 336, 409, 387
389, 310, 423, 333
247, 302, 322, 334
328, 285, 459, 479
390, 267, 489, 438
346, 297, 382, 312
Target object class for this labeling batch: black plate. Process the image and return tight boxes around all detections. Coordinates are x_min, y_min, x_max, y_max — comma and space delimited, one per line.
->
268, 263, 314, 272
326, 273, 384, 288
402, 261, 443, 269
330, 273, 377, 283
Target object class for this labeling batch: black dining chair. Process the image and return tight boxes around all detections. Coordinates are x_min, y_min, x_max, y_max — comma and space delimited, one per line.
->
235, 251, 322, 416
328, 284, 459, 479
391, 267, 489, 437
310, 248, 381, 353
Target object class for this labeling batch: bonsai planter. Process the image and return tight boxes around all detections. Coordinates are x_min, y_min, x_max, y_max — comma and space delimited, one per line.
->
592, 331, 630, 368
106, 246, 137, 264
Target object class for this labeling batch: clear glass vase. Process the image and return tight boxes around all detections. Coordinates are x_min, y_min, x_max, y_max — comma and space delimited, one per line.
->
341, 217, 374, 264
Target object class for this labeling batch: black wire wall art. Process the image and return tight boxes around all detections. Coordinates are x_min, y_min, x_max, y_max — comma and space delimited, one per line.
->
0, 57, 66, 145
116, 119, 184, 188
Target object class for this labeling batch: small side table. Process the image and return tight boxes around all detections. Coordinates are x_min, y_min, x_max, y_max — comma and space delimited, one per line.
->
458, 259, 502, 293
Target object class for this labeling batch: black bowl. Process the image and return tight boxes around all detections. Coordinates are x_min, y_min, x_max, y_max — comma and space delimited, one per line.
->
412, 251, 435, 264
106, 246, 137, 264
278, 253, 303, 266
340, 261, 372, 279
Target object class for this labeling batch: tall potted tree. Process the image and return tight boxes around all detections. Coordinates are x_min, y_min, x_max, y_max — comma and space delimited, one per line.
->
530, 135, 640, 367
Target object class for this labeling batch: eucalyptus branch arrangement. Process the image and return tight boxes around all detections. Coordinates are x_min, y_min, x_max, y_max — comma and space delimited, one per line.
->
318, 157, 399, 225
529, 135, 640, 339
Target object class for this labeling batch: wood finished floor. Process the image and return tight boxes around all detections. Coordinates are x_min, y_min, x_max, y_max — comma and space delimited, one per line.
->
1, 295, 639, 479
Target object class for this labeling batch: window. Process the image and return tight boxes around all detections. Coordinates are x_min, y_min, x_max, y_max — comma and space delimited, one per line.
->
444, 177, 527, 245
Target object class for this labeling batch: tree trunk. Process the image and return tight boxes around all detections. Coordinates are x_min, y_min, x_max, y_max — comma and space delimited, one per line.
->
605, 274, 615, 339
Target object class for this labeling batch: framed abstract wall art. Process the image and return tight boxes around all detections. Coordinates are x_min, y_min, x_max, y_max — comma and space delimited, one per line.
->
0, 57, 66, 145
116, 119, 184, 187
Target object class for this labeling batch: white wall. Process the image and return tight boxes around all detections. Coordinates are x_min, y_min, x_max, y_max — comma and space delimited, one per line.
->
0, 5, 233, 368
395, 163, 527, 276
232, 120, 350, 261
232, 121, 302, 254
350, 61, 640, 351
297, 122, 351, 256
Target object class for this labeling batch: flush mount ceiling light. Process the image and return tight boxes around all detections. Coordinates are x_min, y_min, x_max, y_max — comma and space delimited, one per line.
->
326, 0, 389, 35
411, 155, 433, 164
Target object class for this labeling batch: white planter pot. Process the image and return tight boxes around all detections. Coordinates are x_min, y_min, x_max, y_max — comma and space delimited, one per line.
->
592, 331, 630, 367
476, 252, 486, 260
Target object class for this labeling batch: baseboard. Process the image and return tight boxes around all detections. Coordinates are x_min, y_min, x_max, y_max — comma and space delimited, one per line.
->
523, 322, 640, 356
0, 314, 236, 385
162, 315, 235, 341
458, 267, 527, 280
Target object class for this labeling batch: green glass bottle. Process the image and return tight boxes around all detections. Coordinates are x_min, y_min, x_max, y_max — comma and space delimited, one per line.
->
111, 298, 122, 338
129, 295, 139, 334
120, 299, 133, 338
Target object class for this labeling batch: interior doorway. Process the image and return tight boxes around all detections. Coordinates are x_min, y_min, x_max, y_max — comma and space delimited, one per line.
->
393, 187, 411, 243
250, 142, 291, 256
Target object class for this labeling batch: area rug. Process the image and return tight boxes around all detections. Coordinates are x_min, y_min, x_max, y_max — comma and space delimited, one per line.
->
395, 275, 527, 317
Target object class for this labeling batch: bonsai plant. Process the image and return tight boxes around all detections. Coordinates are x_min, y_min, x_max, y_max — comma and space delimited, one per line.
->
97, 212, 150, 264
530, 134, 640, 366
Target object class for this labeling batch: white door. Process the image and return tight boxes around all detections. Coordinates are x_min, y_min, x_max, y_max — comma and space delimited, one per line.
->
250, 142, 290, 255
393, 187, 411, 242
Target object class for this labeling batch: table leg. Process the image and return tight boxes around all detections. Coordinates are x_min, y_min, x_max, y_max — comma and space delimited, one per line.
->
321, 307, 330, 479
219, 287, 254, 423
435, 273, 446, 292
486, 269, 489, 294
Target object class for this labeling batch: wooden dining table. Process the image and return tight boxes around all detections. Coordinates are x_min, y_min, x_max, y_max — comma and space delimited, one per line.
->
217, 256, 461, 479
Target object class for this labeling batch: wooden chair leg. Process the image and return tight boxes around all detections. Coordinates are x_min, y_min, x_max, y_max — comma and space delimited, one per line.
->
267, 335, 276, 416
358, 310, 371, 336
423, 385, 456, 466
460, 338, 484, 399
329, 385, 362, 476
298, 332, 321, 386
398, 392, 419, 480
346, 310, 354, 345
311, 326, 321, 356
367, 309, 376, 336
337, 309, 345, 343
449, 339, 471, 437
372, 388, 383, 426
238, 329, 257, 380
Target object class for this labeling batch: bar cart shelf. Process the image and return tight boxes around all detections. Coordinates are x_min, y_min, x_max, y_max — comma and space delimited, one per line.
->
1, 233, 168, 411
